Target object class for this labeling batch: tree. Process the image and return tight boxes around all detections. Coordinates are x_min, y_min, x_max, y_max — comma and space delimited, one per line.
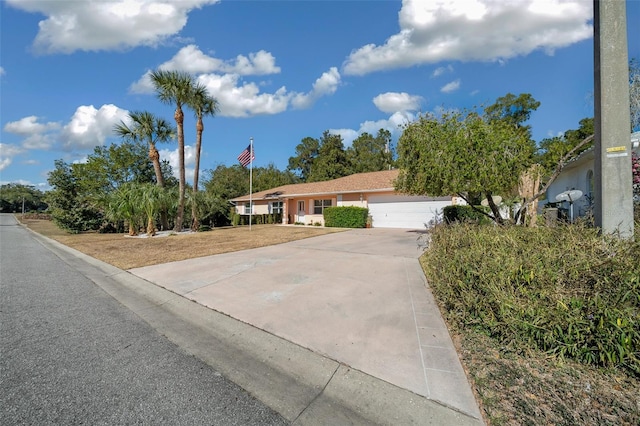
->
253, 163, 298, 192
113, 111, 174, 188
186, 83, 218, 230
0, 184, 47, 213
287, 136, 320, 181
105, 182, 144, 236
307, 131, 350, 182
150, 69, 194, 231
537, 118, 594, 175
485, 92, 540, 137
45, 160, 103, 233
347, 129, 394, 173
395, 108, 536, 223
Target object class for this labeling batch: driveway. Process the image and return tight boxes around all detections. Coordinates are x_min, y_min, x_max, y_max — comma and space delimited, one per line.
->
129, 228, 480, 419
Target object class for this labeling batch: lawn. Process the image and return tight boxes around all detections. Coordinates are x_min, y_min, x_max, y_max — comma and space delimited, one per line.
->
18, 216, 344, 270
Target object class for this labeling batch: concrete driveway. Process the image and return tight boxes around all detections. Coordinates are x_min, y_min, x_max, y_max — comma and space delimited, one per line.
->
129, 228, 480, 419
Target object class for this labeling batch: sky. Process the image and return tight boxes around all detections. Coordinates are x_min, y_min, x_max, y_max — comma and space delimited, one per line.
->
1, 0, 639, 190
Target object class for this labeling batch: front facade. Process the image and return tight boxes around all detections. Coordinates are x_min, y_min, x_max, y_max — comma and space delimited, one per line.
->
230, 170, 455, 229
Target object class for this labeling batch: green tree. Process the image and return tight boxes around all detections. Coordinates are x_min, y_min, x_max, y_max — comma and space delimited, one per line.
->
105, 182, 144, 236
396, 108, 535, 223
253, 163, 299, 192
347, 129, 394, 173
113, 111, 174, 188
537, 118, 594, 175
151, 69, 194, 231
307, 131, 350, 182
287, 136, 320, 181
485, 92, 540, 137
45, 160, 103, 233
186, 83, 218, 230
0, 184, 47, 213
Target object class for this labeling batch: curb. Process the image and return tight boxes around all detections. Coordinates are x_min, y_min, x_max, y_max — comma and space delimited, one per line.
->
29, 229, 483, 425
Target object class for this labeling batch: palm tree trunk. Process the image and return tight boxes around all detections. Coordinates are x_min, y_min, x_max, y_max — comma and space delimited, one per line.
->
191, 118, 204, 231
174, 106, 185, 232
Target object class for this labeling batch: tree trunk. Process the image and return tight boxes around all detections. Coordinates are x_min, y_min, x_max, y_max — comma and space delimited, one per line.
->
191, 118, 204, 231
174, 106, 185, 232
147, 216, 156, 237
149, 143, 169, 231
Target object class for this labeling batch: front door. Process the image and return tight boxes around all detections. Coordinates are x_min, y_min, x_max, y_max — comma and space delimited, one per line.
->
297, 200, 305, 223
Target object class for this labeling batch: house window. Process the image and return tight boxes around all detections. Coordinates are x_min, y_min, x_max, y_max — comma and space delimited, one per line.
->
270, 201, 283, 214
244, 202, 251, 214
313, 199, 332, 214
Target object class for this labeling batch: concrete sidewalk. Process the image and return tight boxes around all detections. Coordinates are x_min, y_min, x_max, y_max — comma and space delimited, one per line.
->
129, 228, 483, 423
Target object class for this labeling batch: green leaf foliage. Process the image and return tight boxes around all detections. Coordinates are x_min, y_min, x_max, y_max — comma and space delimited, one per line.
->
422, 222, 640, 376
323, 206, 368, 228
396, 108, 535, 197
442, 205, 492, 224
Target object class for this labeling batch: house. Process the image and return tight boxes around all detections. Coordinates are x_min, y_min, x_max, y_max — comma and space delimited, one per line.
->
544, 131, 640, 218
230, 169, 455, 229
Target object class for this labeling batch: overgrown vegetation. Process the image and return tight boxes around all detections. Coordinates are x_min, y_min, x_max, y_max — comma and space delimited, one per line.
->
422, 222, 639, 376
420, 222, 640, 423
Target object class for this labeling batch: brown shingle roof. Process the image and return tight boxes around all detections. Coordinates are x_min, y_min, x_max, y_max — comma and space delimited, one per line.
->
230, 169, 400, 202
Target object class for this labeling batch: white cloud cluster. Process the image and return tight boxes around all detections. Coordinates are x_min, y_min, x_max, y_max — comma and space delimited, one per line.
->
330, 92, 421, 146
0, 144, 25, 171
4, 116, 61, 150
343, 0, 592, 75
373, 92, 423, 114
131, 45, 341, 117
61, 104, 130, 150
6, 0, 219, 54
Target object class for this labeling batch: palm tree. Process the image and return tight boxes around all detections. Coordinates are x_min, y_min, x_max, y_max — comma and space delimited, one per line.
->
114, 111, 174, 230
150, 70, 194, 232
106, 183, 143, 236
186, 83, 218, 230
139, 183, 162, 236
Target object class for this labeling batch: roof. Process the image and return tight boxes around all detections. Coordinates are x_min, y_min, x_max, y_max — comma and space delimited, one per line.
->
231, 169, 400, 202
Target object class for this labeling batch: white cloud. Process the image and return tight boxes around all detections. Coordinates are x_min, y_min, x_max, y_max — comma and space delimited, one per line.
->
291, 67, 341, 109
159, 144, 196, 182
343, 0, 592, 75
129, 71, 155, 94
61, 104, 130, 150
4, 116, 61, 150
373, 92, 423, 114
0, 144, 25, 172
197, 73, 291, 118
328, 129, 359, 147
432, 65, 453, 77
6, 0, 220, 54
441, 79, 461, 93
158, 45, 281, 76
0, 67, 5, 76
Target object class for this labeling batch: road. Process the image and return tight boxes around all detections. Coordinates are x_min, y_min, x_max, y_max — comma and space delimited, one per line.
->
0, 214, 287, 425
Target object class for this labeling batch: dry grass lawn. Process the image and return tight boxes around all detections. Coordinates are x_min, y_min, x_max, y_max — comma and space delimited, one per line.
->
19, 216, 344, 270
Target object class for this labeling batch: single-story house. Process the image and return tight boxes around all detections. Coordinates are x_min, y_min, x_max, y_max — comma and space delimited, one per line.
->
230, 169, 456, 229
544, 131, 640, 218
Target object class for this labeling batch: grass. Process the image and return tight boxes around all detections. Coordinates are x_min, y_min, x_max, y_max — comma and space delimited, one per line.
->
18, 216, 344, 270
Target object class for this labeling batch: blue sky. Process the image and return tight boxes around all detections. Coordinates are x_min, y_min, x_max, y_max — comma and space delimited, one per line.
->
1, 0, 639, 189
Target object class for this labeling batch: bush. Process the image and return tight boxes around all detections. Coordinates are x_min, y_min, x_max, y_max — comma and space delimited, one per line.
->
323, 206, 368, 228
442, 205, 492, 224
421, 222, 640, 376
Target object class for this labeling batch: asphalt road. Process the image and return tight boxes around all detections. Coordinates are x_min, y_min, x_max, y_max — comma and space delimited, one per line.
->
0, 213, 287, 426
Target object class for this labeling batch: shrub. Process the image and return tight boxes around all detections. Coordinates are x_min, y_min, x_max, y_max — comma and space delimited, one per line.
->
323, 206, 368, 228
442, 205, 491, 224
421, 222, 640, 376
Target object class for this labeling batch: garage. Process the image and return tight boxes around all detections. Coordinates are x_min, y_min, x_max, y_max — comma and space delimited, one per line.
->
367, 194, 452, 229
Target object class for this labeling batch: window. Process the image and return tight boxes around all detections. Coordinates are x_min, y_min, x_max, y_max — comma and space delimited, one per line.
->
313, 199, 332, 214
270, 201, 283, 214
244, 202, 251, 214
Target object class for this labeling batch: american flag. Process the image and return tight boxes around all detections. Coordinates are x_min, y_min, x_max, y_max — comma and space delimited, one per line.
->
237, 144, 254, 167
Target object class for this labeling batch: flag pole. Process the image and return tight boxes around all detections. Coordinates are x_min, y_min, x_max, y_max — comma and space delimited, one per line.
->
249, 137, 253, 231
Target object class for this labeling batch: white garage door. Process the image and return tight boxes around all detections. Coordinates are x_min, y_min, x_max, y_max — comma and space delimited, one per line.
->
368, 195, 452, 229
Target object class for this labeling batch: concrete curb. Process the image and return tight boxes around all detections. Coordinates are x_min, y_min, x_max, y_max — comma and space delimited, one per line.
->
28, 228, 483, 425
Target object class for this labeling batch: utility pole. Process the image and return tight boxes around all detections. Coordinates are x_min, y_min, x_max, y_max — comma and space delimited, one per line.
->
593, 0, 634, 238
